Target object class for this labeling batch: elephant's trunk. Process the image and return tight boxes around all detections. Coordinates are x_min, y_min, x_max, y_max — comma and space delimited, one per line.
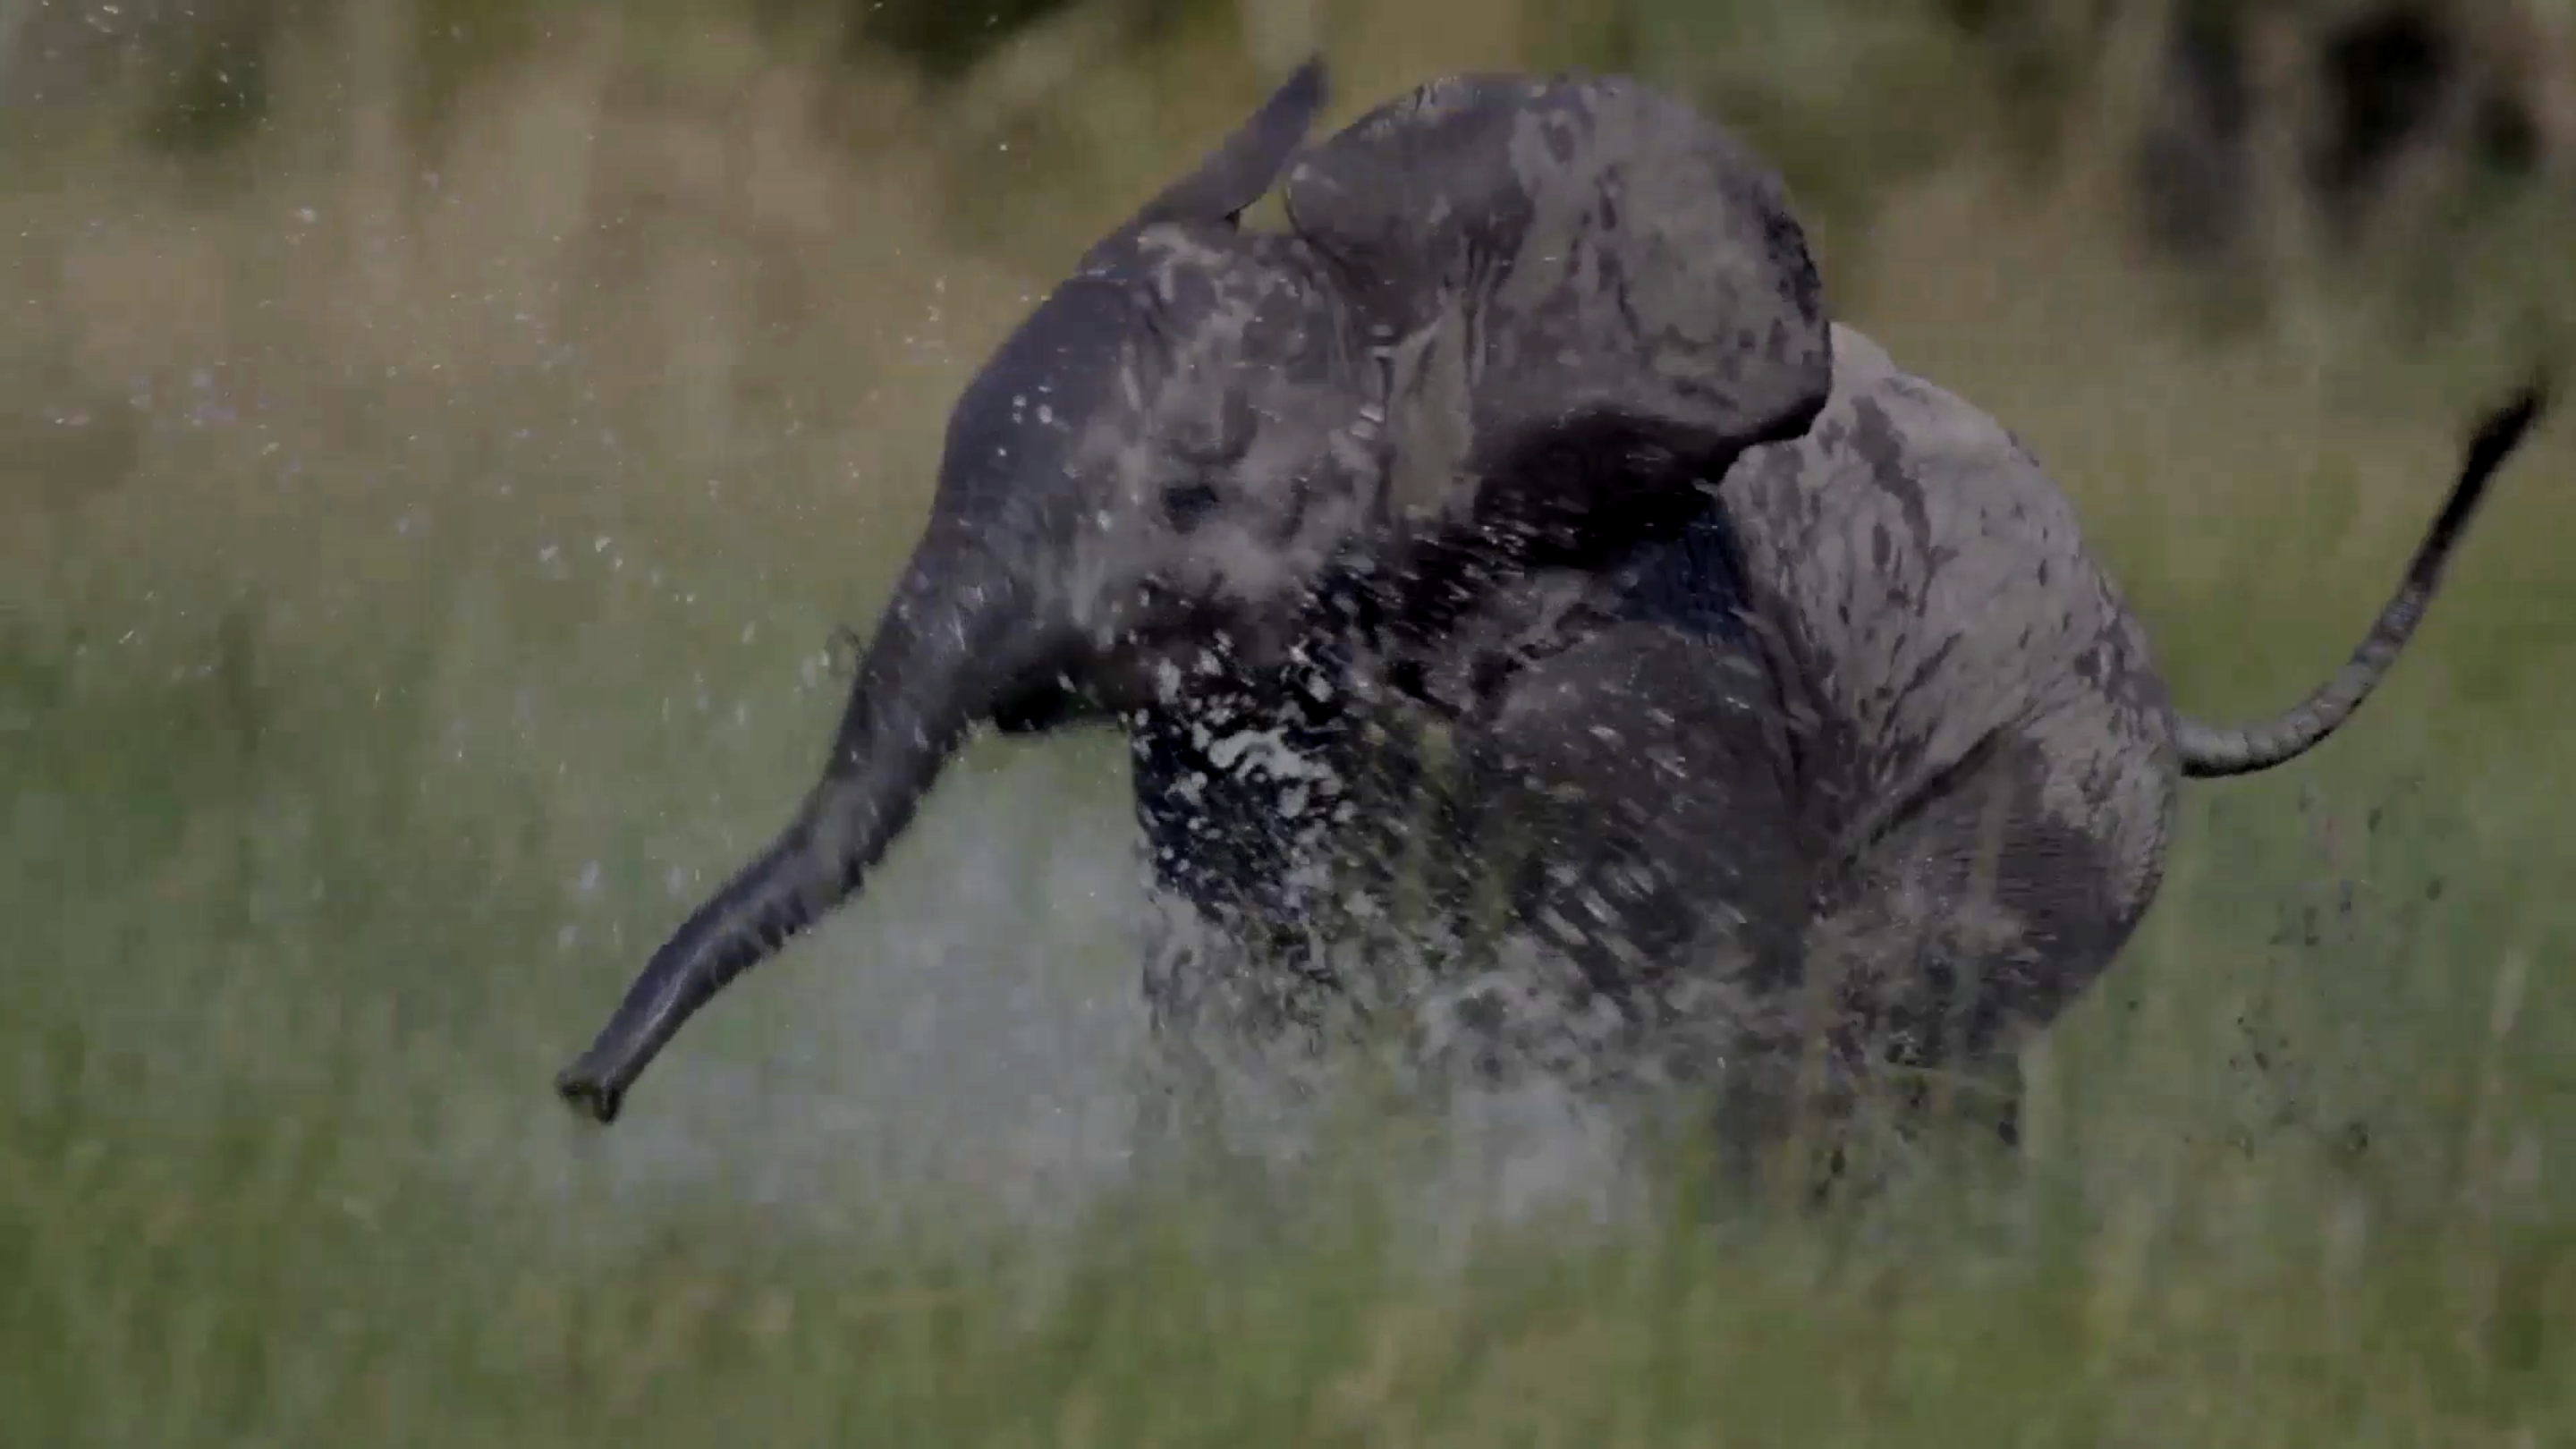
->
555, 527, 1052, 1123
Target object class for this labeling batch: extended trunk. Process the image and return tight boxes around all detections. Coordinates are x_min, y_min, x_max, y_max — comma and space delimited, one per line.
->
555, 531, 1047, 1122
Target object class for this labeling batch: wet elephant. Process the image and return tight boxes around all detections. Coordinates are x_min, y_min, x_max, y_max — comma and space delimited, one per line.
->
552, 62, 2550, 1149
551, 61, 1836, 1123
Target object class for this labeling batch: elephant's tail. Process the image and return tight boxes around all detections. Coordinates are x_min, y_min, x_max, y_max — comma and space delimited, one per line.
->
2175, 370, 2553, 780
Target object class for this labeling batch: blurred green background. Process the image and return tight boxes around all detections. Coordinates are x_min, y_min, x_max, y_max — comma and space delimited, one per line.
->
6, 0, 2576, 1443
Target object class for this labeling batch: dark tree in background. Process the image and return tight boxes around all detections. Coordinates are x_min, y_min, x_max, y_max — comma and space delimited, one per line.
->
3, 0, 2564, 288
840, 0, 1087, 79
2133, 0, 2564, 265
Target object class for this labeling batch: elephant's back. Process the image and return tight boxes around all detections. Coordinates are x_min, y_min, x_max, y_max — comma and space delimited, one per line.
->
1718, 325, 2179, 924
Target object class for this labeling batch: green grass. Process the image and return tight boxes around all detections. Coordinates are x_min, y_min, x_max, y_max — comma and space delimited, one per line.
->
7, 8, 2576, 1445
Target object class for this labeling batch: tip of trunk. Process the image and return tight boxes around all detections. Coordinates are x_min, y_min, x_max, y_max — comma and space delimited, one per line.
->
555, 1055, 628, 1123
547, 538, 1059, 1125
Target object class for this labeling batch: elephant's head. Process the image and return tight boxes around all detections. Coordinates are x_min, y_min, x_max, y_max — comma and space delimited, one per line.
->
554, 60, 1835, 1123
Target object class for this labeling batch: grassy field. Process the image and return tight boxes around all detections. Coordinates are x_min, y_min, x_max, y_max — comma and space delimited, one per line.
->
7, 4, 2576, 1444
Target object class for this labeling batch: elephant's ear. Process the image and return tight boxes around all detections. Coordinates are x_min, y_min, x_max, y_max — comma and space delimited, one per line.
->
1279, 74, 1834, 551
1121, 56, 1329, 233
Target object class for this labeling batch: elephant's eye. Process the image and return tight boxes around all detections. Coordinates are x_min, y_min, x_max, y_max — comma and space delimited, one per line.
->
1162, 480, 1224, 533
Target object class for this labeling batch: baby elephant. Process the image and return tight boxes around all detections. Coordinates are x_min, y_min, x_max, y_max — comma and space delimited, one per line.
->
549, 59, 2551, 1148
551, 59, 1838, 1125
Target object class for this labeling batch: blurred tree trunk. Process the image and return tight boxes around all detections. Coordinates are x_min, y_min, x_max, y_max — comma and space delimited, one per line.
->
2123, 0, 2573, 267
336, 0, 415, 352
2241, 4, 2321, 324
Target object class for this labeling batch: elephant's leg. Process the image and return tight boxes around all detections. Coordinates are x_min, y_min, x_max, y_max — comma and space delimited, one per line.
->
1799, 699, 2175, 1175
1446, 620, 1815, 1106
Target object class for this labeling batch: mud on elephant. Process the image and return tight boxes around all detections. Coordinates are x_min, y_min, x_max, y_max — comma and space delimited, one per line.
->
550, 60, 1836, 1123
551, 62, 2552, 1157
1126, 308, 2546, 1166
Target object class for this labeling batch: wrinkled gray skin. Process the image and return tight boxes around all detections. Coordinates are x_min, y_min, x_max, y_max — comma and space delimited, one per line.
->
1139, 318, 2546, 1151
553, 62, 1838, 1124
554, 61, 2549, 1151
